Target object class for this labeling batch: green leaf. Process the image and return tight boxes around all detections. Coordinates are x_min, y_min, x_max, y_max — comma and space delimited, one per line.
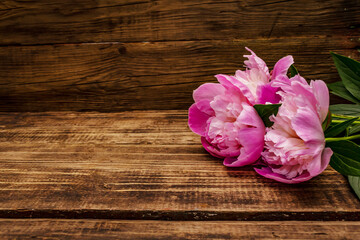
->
329, 104, 360, 116
289, 65, 298, 77
348, 175, 360, 201
325, 117, 359, 137
327, 140, 360, 176
349, 125, 360, 135
327, 81, 360, 104
322, 111, 332, 131
331, 52, 360, 100
253, 104, 281, 128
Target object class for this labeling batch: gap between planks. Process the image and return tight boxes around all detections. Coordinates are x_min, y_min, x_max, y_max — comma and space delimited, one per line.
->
0, 220, 359, 239
0, 210, 360, 221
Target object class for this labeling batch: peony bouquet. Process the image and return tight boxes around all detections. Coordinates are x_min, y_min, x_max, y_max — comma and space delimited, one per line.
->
188, 48, 360, 199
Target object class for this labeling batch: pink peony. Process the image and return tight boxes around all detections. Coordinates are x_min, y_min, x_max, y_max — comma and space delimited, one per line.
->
232, 47, 294, 105
255, 75, 333, 183
188, 75, 265, 167
188, 48, 295, 167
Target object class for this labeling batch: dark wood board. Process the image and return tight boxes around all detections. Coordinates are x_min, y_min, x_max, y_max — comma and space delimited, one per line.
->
0, 220, 359, 239
0, 0, 358, 45
0, 36, 358, 112
0, 111, 358, 220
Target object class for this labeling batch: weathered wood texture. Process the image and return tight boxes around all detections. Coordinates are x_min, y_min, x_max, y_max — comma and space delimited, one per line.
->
0, 111, 358, 220
1, 220, 360, 240
0, 0, 359, 111
0, 0, 358, 44
0, 37, 359, 112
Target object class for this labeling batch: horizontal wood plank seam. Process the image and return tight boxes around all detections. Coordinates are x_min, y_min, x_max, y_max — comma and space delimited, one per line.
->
0, 210, 359, 221
0, 35, 357, 47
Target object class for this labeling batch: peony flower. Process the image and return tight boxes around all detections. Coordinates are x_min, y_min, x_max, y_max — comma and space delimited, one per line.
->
255, 75, 333, 183
231, 47, 294, 105
188, 75, 265, 167
188, 47, 295, 167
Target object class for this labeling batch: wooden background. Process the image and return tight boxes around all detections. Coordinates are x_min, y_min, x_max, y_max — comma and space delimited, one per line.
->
0, 0, 360, 239
0, 0, 359, 112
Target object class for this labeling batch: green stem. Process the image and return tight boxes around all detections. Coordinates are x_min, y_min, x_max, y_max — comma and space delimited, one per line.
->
326, 134, 360, 142
332, 119, 360, 124
331, 113, 358, 119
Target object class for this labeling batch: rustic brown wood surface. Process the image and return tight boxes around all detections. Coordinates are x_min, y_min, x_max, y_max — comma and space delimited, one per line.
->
0, 0, 358, 44
0, 220, 360, 239
0, 0, 359, 111
0, 111, 358, 220
0, 37, 358, 112
0, 0, 359, 238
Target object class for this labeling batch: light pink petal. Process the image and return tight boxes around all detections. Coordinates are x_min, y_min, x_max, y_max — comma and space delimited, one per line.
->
270, 75, 291, 89
292, 74, 308, 85
290, 81, 318, 112
223, 104, 265, 167
201, 137, 239, 158
320, 147, 332, 173
237, 103, 266, 129
188, 104, 211, 136
195, 100, 214, 116
244, 47, 270, 78
215, 74, 250, 104
193, 83, 225, 103
215, 74, 235, 90
257, 83, 281, 104
292, 107, 324, 143
255, 167, 313, 184
233, 71, 257, 104
223, 128, 264, 167
306, 151, 323, 176
310, 80, 330, 122
272, 75, 307, 92
271, 55, 294, 80
201, 137, 223, 158
305, 147, 331, 177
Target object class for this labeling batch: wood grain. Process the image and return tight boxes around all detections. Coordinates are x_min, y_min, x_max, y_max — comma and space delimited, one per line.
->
0, 36, 359, 112
0, 111, 358, 220
0, 0, 358, 45
0, 220, 359, 239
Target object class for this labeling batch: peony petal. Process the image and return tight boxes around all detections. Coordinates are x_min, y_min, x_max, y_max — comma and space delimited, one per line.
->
271, 55, 294, 81
237, 103, 266, 128
201, 137, 239, 158
233, 71, 257, 104
223, 157, 238, 166
306, 147, 331, 177
215, 74, 250, 104
311, 80, 330, 122
215, 74, 235, 90
201, 137, 223, 158
223, 104, 265, 167
196, 99, 214, 116
224, 126, 264, 167
255, 167, 313, 184
320, 147, 333, 172
257, 83, 281, 104
193, 83, 225, 103
290, 80, 318, 112
188, 104, 211, 136
244, 47, 270, 78
292, 107, 324, 143
272, 74, 306, 93
306, 151, 323, 176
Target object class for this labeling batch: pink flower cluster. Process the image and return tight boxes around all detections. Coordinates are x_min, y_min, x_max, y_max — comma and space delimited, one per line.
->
188, 48, 333, 183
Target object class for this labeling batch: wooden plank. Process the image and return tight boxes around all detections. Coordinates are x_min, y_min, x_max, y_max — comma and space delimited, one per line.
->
0, 0, 358, 45
0, 111, 358, 220
0, 220, 359, 239
0, 37, 358, 112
